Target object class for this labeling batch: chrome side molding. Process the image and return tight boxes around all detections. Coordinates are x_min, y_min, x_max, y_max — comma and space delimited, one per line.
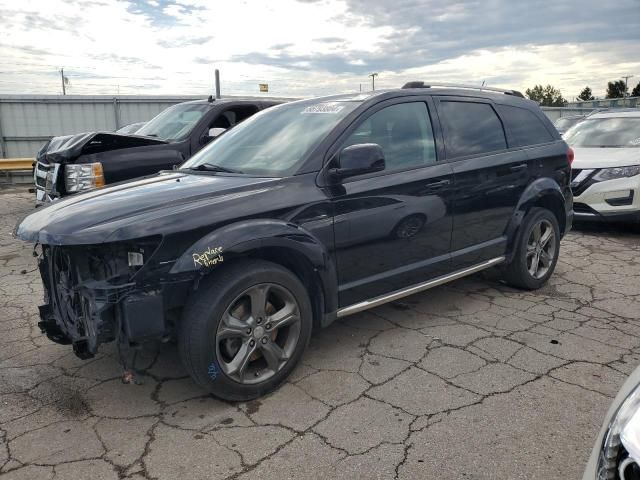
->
336, 256, 506, 318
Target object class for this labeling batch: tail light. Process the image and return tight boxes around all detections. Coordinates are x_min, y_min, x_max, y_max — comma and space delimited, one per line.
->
567, 146, 575, 166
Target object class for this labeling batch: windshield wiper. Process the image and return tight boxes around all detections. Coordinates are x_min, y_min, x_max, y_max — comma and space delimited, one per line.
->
189, 163, 244, 174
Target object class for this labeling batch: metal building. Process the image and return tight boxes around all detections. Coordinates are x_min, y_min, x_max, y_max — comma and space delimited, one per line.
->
0, 94, 284, 158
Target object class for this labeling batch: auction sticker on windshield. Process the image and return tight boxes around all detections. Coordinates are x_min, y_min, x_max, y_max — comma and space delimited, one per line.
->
302, 103, 345, 114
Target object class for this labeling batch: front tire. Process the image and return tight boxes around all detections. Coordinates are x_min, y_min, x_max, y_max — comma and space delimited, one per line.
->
502, 207, 560, 290
178, 259, 313, 401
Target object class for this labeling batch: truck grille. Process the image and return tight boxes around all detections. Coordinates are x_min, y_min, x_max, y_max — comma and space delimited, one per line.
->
34, 161, 60, 204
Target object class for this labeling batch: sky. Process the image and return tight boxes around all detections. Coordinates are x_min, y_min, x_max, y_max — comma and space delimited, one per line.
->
0, 0, 639, 99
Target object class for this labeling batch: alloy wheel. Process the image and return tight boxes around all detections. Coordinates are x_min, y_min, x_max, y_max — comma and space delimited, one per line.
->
215, 283, 301, 384
526, 219, 556, 279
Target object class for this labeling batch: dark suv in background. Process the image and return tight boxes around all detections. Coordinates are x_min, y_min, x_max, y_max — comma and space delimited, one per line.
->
16, 82, 573, 400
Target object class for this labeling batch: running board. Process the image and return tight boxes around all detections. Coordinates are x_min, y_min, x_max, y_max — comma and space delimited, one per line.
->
336, 256, 505, 318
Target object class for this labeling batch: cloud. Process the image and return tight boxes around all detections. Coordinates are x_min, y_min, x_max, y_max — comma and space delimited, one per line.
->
314, 37, 345, 43
157, 35, 213, 48
0, 0, 637, 98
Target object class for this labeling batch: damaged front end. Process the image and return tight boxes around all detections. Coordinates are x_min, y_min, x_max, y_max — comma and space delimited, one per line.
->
37, 237, 168, 359
34, 132, 168, 205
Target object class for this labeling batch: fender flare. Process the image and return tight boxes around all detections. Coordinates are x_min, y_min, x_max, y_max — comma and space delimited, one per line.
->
169, 218, 338, 315
504, 178, 568, 261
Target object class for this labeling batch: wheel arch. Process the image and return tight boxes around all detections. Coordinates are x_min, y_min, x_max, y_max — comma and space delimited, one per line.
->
505, 178, 567, 262
170, 219, 338, 328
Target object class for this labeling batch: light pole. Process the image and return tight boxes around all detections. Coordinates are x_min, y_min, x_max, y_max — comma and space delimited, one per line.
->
369, 73, 378, 91
622, 75, 634, 97
60, 68, 66, 95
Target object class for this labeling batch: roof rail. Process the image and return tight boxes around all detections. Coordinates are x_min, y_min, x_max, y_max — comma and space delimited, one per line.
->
586, 107, 640, 116
401, 81, 525, 98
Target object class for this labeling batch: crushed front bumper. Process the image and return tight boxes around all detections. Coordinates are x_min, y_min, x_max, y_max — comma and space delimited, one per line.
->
37, 245, 170, 359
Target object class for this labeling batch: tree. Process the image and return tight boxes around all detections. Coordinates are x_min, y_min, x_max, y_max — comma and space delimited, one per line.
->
577, 86, 594, 101
632, 81, 640, 97
525, 84, 568, 107
606, 80, 627, 99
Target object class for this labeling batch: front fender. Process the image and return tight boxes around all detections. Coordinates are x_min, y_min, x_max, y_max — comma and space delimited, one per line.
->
170, 219, 329, 274
169, 219, 338, 316
504, 178, 569, 260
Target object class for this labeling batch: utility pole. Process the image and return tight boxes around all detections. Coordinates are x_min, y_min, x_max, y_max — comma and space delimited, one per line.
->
215, 69, 221, 99
359, 83, 362, 92
60, 68, 66, 95
369, 73, 378, 91
622, 75, 634, 97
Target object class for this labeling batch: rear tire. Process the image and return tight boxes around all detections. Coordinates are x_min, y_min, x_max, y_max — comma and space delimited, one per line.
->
502, 207, 560, 290
178, 259, 313, 401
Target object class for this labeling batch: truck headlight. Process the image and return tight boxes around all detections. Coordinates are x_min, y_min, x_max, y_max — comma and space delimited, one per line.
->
593, 166, 640, 182
597, 384, 640, 480
65, 163, 105, 193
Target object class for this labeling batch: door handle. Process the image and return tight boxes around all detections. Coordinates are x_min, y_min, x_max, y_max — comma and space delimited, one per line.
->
424, 179, 451, 190
509, 164, 527, 172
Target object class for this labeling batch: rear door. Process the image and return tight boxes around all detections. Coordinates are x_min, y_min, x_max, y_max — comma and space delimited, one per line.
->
434, 97, 531, 268
328, 98, 455, 307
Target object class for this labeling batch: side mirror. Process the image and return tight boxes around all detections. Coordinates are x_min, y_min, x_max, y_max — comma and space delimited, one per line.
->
209, 127, 227, 138
332, 144, 385, 180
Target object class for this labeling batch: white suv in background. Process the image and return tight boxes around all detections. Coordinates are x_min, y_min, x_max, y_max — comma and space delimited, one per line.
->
566, 110, 640, 223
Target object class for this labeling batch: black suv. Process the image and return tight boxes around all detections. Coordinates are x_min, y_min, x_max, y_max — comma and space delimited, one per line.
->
33, 98, 281, 204
15, 83, 573, 400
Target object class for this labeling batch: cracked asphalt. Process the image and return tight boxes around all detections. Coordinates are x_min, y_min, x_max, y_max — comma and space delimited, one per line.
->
1, 186, 640, 479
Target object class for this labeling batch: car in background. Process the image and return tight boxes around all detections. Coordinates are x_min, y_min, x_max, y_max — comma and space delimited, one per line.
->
583, 364, 640, 480
566, 110, 640, 223
115, 122, 146, 135
554, 114, 587, 135
33, 98, 282, 204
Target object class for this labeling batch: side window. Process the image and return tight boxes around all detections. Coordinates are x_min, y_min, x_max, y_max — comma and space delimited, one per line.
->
438, 101, 507, 158
210, 105, 259, 130
342, 102, 437, 171
496, 105, 554, 147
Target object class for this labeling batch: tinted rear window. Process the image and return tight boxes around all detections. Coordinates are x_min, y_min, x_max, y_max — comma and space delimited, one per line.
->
439, 101, 507, 158
497, 105, 554, 147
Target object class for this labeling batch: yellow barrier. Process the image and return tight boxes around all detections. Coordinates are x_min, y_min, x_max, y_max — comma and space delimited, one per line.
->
0, 159, 35, 171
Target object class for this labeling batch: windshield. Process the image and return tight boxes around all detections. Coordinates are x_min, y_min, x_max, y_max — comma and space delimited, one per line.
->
564, 117, 640, 147
554, 117, 582, 130
136, 103, 210, 141
180, 100, 360, 176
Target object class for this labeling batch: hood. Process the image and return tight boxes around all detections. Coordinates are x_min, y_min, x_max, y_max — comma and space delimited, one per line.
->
37, 132, 168, 164
15, 171, 282, 245
572, 147, 640, 169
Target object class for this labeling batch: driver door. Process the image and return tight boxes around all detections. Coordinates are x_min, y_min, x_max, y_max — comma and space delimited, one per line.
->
330, 99, 454, 307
